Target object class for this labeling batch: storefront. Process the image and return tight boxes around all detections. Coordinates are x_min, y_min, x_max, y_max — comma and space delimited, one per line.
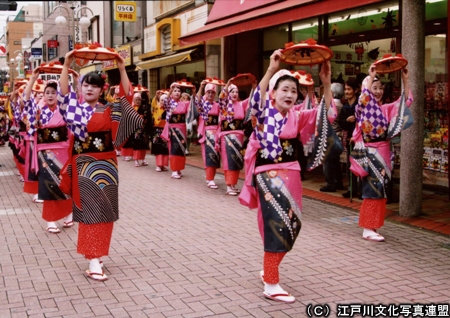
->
181, 0, 449, 190
102, 44, 138, 86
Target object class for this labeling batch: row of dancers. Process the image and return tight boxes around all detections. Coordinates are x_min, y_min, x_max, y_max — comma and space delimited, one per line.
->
3, 47, 412, 304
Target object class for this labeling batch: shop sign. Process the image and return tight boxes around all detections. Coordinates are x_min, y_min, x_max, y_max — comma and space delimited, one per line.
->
31, 48, 42, 56
115, 1, 136, 22
39, 73, 74, 85
47, 40, 58, 48
133, 44, 141, 63
102, 45, 131, 71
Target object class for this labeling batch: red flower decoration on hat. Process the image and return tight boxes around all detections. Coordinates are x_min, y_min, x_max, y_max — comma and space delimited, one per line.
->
36, 79, 44, 84
35, 85, 41, 90
107, 47, 115, 52
284, 42, 295, 49
382, 54, 393, 59
305, 74, 312, 81
101, 74, 107, 79
396, 53, 403, 57
298, 70, 306, 75
303, 38, 317, 45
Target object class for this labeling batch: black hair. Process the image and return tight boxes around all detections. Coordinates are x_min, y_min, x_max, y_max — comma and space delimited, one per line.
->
273, 74, 300, 96
45, 81, 58, 92
82, 71, 105, 89
344, 78, 360, 91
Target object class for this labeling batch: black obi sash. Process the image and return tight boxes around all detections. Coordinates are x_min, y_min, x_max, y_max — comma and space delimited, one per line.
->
255, 138, 299, 167
19, 121, 26, 132
363, 131, 388, 143
73, 130, 114, 155
169, 114, 185, 124
205, 115, 219, 126
37, 126, 68, 144
221, 119, 244, 131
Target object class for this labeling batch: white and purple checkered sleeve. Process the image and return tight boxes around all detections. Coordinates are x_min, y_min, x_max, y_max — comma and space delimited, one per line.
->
57, 87, 90, 140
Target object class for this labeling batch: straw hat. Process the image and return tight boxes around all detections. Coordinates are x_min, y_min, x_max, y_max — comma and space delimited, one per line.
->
171, 79, 194, 88
280, 38, 333, 66
230, 73, 256, 87
38, 61, 77, 75
290, 70, 314, 86
374, 53, 408, 74
72, 43, 118, 61
133, 84, 149, 93
32, 78, 47, 93
204, 77, 226, 86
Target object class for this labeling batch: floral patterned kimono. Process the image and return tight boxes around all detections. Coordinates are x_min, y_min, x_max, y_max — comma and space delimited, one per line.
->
150, 96, 169, 166
9, 101, 26, 174
350, 87, 413, 229
24, 96, 73, 221
0, 104, 8, 146
195, 97, 221, 175
57, 84, 142, 259
239, 84, 337, 253
162, 97, 190, 172
216, 95, 249, 186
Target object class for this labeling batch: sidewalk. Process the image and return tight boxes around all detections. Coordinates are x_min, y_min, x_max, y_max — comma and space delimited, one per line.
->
186, 143, 450, 236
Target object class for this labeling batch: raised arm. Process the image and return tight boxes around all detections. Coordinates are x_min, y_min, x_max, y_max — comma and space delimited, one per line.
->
116, 54, 130, 96
25, 68, 40, 101
319, 61, 332, 110
61, 50, 75, 96
260, 49, 282, 102
401, 67, 409, 98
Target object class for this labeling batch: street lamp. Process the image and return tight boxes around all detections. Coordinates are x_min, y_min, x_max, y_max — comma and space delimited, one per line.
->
52, 3, 94, 51
9, 50, 24, 81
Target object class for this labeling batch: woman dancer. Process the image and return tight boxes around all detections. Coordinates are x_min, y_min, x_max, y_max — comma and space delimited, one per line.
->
24, 71, 73, 234
151, 90, 169, 172
131, 92, 151, 167
58, 50, 143, 281
162, 83, 195, 179
350, 64, 412, 242
195, 81, 221, 189
239, 49, 335, 303
217, 78, 255, 195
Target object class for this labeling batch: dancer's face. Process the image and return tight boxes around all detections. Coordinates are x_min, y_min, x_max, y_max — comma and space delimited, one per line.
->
371, 80, 384, 103
272, 79, 298, 114
44, 87, 57, 107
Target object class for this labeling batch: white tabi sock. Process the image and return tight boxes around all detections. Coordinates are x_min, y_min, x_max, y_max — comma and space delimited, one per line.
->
89, 258, 102, 273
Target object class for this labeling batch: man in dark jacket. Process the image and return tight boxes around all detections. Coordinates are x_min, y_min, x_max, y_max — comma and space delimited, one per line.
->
337, 78, 360, 198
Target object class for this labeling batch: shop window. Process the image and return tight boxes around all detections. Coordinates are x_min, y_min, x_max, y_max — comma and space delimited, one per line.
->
327, 1, 399, 39
424, 34, 448, 180
263, 24, 288, 51
161, 25, 171, 53
292, 18, 319, 43
48, 36, 58, 60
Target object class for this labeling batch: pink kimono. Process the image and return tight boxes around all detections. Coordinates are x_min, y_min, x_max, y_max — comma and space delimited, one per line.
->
162, 98, 190, 172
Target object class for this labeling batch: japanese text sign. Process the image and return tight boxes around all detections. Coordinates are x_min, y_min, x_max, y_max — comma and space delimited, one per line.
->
115, 1, 136, 22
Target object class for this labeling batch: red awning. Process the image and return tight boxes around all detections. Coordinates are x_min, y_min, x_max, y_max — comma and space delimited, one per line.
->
206, 0, 280, 24
180, 0, 384, 46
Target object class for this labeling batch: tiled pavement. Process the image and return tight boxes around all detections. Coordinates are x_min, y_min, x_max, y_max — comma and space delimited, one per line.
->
1, 144, 450, 318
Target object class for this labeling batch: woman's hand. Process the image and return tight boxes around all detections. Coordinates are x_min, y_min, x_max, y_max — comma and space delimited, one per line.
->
116, 54, 125, 71
30, 67, 40, 81
368, 63, 377, 79
319, 61, 331, 86
64, 50, 75, 67
268, 49, 282, 74
402, 67, 409, 82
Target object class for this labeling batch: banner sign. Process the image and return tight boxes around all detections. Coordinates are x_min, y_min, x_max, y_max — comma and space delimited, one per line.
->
115, 1, 136, 22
